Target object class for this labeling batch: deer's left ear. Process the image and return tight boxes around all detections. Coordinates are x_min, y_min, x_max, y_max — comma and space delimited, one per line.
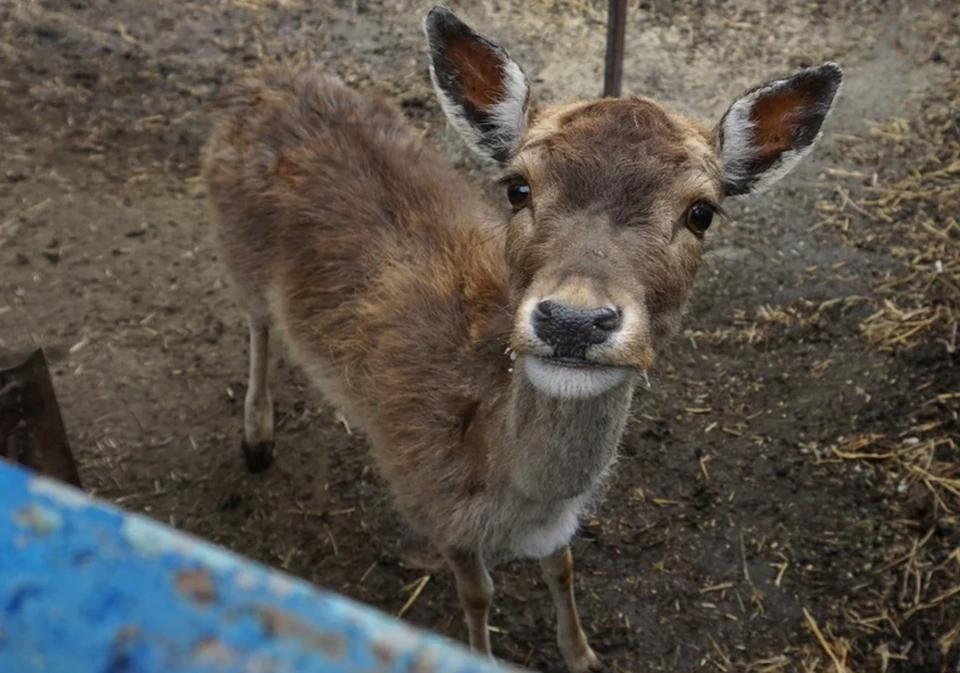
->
423, 5, 533, 164
717, 62, 843, 196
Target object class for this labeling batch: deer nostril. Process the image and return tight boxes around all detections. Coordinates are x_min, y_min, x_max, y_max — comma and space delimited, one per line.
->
592, 307, 622, 333
535, 300, 558, 320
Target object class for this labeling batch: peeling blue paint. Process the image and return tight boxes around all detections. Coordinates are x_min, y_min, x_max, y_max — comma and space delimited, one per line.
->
12, 503, 62, 537
0, 460, 515, 673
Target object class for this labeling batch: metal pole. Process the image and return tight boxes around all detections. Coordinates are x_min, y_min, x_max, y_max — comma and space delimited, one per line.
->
603, 0, 628, 97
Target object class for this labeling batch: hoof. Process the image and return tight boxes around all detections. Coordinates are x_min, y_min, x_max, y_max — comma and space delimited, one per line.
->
241, 440, 274, 473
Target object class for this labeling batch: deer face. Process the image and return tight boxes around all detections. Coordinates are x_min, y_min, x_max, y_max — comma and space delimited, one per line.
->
424, 5, 842, 399
500, 99, 721, 396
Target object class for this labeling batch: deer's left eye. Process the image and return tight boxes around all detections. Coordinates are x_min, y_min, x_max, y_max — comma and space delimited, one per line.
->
685, 201, 715, 235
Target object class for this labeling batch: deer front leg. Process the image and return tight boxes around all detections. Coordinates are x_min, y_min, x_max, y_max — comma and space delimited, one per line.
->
442, 547, 494, 657
242, 314, 274, 473
541, 545, 600, 673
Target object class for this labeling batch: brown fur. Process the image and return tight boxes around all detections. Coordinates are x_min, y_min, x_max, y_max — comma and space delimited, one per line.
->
202, 62, 718, 532
200, 56, 788, 670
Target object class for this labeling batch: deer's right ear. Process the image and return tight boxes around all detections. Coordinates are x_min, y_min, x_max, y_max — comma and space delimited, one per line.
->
424, 5, 532, 164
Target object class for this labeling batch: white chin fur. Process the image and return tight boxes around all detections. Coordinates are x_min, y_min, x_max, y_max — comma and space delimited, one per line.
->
521, 355, 630, 399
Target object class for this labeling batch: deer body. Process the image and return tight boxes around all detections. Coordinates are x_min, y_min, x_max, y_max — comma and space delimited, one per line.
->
204, 68, 627, 560
203, 7, 842, 671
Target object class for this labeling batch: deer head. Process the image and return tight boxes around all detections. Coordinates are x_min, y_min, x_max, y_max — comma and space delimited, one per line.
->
424, 5, 842, 400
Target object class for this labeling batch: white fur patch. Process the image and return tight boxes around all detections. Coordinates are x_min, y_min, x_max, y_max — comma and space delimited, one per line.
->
719, 91, 762, 189
483, 60, 529, 157
522, 355, 630, 399
515, 294, 552, 356
508, 497, 584, 559
602, 302, 647, 360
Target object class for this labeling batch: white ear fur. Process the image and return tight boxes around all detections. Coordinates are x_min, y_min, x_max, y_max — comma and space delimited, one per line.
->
423, 5, 531, 164
719, 63, 843, 196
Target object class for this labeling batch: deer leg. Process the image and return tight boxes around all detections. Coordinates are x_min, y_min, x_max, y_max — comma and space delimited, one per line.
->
242, 313, 274, 473
540, 545, 600, 673
442, 547, 494, 657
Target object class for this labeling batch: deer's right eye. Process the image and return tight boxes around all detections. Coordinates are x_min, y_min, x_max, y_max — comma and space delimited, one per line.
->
506, 180, 532, 212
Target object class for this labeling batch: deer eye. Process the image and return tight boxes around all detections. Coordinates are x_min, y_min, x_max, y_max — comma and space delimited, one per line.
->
685, 201, 715, 235
506, 179, 531, 212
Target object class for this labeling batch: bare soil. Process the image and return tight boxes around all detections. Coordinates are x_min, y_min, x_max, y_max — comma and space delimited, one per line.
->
1, 1, 958, 671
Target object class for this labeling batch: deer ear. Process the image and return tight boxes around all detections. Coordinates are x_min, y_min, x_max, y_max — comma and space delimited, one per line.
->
717, 62, 843, 196
423, 5, 532, 164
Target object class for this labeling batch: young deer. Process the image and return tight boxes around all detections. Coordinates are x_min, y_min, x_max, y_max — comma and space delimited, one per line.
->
202, 6, 842, 671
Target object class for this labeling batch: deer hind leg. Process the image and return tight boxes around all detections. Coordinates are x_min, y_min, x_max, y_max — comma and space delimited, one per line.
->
242, 312, 274, 473
540, 545, 601, 673
442, 547, 494, 658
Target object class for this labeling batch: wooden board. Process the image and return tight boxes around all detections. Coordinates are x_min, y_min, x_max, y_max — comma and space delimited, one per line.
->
0, 348, 82, 488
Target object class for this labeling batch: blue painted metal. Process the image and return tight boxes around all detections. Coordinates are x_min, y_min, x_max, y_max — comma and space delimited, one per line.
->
0, 460, 515, 673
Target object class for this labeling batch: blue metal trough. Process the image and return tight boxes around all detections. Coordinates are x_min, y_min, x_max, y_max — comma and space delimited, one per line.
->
0, 459, 514, 673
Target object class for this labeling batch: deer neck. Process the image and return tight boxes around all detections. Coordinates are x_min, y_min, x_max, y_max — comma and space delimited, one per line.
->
495, 365, 635, 503
463, 235, 634, 502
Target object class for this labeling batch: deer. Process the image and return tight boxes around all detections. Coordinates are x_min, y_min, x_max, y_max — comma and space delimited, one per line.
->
201, 5, 842, 671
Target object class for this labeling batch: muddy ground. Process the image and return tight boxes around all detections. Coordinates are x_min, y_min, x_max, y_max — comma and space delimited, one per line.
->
1, 0, 958, 671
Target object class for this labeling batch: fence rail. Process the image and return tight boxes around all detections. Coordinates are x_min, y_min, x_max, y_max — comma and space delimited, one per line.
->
0, 459, 513, 673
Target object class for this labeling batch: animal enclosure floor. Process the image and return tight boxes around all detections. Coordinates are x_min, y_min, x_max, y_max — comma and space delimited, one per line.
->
1, 1, 957, 671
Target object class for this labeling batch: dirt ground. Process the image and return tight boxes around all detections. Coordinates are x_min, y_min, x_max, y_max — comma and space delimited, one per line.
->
1, 0, 958, 671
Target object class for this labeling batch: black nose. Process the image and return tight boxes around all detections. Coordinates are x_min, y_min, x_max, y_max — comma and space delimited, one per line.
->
532, 300, 623, 357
